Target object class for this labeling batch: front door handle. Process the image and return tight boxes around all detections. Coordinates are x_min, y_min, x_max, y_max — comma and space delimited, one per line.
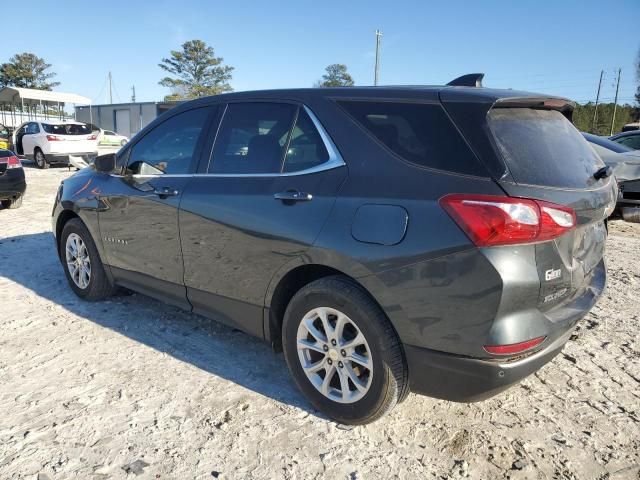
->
153, 186, 179, 198
274, 190, 313, 202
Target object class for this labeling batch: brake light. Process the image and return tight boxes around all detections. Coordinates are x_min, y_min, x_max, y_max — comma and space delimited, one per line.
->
88, 135, 97, 140
0, 155, 21, 169
47, 135, 64, 141
484, 336, 546, 355
440, 194, 576, 247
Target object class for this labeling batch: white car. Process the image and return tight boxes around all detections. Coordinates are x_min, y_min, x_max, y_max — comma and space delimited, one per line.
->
13, 121, 99, 169
99, 129, 128, 147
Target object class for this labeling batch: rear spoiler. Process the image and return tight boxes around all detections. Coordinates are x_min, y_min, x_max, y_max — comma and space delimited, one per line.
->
492, 97, 575, 121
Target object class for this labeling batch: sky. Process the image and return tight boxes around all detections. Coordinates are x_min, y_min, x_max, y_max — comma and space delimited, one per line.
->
4, 0, 639, 106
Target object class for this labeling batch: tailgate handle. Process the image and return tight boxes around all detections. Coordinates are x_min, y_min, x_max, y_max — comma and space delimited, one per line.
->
593, 166, 612, 180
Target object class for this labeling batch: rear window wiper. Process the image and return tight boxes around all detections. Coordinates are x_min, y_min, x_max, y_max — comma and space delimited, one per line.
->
593, 165, 612, 181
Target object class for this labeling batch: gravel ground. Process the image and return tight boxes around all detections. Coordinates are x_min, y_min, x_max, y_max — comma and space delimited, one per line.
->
0, 166, 639, 480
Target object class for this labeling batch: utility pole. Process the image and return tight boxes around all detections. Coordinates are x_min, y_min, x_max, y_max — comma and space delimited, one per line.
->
131, 85, 136, 103
108, 71, 113, 104
374, 29, 382, 86
610, 68, 621, 136
591, 70, 603, 133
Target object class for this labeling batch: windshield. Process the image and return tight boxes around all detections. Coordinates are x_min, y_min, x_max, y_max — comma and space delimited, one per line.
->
488, 108, 605, 188
582, 132, 632, 153
42, 123, 91, 135
0, 124, 8, 138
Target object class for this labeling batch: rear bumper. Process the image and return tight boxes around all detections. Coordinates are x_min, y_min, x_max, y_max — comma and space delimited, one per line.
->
0, 169, 26, 199
405, 327, 571, 402
404, 257, 606, 402
47, 152, 97, 164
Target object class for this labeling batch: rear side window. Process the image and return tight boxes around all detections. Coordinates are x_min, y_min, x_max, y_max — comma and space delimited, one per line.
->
338, 100, 484, 175
617, 135, 640, 150
42, 123, 90, 135
583, 132, 631, 153
488, 108, 605, 188
210, 102, 297, 174
282, 109, 329, 173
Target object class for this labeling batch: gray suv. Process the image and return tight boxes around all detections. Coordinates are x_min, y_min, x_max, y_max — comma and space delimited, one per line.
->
52, 77, 616, 424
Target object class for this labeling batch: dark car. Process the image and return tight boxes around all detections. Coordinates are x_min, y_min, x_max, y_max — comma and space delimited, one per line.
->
0, 149, 26, 209
583, 132, 640, 221
609, 130, 640, 151
52, 79, 616, 424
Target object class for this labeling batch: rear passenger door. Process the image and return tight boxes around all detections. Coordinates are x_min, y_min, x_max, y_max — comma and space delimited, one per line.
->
179, 101, 347, 338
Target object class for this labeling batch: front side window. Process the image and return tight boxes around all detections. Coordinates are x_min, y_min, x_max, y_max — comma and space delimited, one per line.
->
209, 102, 297, 174
127, 107, 209, 175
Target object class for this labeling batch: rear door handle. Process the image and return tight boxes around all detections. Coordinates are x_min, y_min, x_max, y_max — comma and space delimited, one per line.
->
153, 186, 179, 197
274, 190, 313, 202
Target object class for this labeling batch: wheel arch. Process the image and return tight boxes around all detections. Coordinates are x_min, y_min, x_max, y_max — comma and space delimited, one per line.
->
265, 262, 398, 354
55, 210, 80, 259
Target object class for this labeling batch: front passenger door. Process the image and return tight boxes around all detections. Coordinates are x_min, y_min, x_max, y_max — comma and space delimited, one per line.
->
98, 106, 214, 308
22, 123, 37, 157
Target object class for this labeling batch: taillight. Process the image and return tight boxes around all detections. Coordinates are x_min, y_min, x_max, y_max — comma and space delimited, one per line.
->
47, 135, 64, 141
88, 135, 97, 141
440, 194, 576, 247
0, 155, 21, 169
484, 336, 546, 355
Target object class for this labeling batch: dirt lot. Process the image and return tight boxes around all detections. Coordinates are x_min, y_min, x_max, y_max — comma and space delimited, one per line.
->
0, 167, 638, 480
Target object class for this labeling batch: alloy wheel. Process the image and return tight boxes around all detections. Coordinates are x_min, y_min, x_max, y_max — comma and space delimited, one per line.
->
65, 233, 91, 289
296, 307, 373, 404
35, 151, 44, 167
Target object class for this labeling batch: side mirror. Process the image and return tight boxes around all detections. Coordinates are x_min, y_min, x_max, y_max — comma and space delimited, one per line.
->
94, 153, 116, 173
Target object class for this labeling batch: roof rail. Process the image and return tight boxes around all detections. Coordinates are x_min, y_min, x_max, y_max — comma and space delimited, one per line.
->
447, 73, 484, 87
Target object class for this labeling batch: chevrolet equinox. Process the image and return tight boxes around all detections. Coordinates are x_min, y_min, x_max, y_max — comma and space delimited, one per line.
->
52, 75, 616, 424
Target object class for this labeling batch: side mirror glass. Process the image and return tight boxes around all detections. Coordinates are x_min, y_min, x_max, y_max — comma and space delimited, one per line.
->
94, 153, 116, 173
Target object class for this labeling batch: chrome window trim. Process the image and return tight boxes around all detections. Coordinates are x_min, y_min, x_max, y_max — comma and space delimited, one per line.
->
111, 104, 345, 179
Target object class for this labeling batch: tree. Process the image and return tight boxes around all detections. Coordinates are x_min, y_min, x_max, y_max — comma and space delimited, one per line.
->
159, 40, 233, 100
632, 48, 640, 122
0, 52, 59, 90
317, 64, 354, 87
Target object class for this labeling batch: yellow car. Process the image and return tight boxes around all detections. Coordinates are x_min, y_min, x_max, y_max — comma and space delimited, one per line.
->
0, 124, 10, 150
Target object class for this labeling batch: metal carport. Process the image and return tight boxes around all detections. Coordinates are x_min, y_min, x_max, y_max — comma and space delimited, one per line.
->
0, 87, 92, 127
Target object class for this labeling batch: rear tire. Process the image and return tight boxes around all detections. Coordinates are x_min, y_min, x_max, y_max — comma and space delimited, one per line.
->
34, 148, 49, 169
60, 218, 115, 301
282, 275, 408, 425
1, 196, 22, 209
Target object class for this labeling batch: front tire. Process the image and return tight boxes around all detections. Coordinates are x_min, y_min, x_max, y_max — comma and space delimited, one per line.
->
34, 148, 49, 169
120, 139, 127, 146
1, 196, 22, 209
60, 218, 115, 301
282, 276, 408, 425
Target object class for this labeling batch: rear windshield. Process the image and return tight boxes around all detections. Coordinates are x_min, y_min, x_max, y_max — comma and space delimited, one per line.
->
339, 100, 486, 176
487, 108, 604, 188
42, 123, 91, 135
